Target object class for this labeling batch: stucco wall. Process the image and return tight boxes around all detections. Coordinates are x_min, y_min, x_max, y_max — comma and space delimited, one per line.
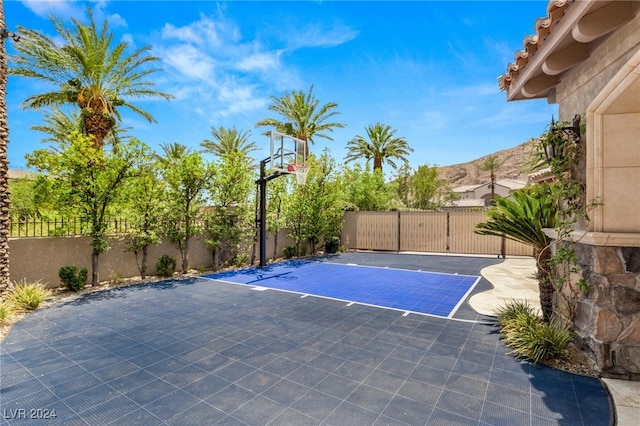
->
555, 12, 640, 119
9, 230, 295, 288
551, 11, 640, 379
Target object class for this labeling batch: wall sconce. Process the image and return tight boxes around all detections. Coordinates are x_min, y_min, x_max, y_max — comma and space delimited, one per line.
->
561, 114, 581, 144
544, 114, 581, 162
1, 28, 21, 42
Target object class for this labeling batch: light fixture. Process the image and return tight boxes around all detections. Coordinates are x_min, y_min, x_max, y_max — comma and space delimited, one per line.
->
544, 114, 581, 161
561, 114, 581, 143
1, 28, 20, 43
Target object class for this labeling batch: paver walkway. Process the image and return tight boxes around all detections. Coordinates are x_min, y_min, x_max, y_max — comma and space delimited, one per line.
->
0, 254, 611, 425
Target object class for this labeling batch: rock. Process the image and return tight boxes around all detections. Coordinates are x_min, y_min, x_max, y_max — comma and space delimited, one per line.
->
593, 309, 623, 343
618, 316, 640, 345
613, 287, 640, 315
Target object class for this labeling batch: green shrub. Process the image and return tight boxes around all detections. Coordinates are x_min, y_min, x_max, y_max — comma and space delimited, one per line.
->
494, 299, 537, 328
58, 266, 88, 292
9, 280, 50, 311
156, 255, 176, 277
234, 253, 249, 267
497, 302, 572, 363
324, 236, 341, 254
0, 299, 16, 324
283, 245, 297, 259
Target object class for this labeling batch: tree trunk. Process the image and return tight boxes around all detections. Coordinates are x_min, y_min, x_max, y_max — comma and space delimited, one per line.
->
535, 248, 554, 323
0, 7, 12, 293
373, 156, 382, 172
272, 199, 282, 260
91, 249, 100, 286
273, 228, 279, 261
83, 100, 112, 149
141, 246, 148, 279
182, 237, 189, 274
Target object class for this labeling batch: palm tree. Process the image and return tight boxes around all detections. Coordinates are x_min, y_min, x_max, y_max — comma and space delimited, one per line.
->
10, 7, 173, 149
0, 8, 13, 292
200, 126, 258, 158
31, 108, 130, 149
344, 122, 414, 173
479, 155, 503, 204
475, 186, 558, 322
256, 85, 345, 155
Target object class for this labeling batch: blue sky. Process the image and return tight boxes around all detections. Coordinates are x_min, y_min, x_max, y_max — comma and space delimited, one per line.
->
5, 0, 557, 173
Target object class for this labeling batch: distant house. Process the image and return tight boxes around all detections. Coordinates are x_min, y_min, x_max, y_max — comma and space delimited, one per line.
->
448, 179, 527, 209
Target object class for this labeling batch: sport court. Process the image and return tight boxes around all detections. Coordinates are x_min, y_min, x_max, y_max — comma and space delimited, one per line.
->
205, 259, 480, 318
0, 253, 611, 425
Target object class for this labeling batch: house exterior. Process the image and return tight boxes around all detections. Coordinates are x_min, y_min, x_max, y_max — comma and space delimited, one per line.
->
450, 179, 527, 209
499, 0, 640, 379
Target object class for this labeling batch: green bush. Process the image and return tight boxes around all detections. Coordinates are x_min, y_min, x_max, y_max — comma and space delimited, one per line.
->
494, 299, 537, 328
234, 253, 249, 267
324, 236, 341, 254
283, 245, 297, 259
497, 301, 572, 363
9, 280, 50, 311
0, 299, 16, 324
156, 255, 176, 277
58, 266, 88, 292
283, 245, 308, 259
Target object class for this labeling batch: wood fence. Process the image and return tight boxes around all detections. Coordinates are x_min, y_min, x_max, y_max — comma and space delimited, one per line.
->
341, 211, 533, 257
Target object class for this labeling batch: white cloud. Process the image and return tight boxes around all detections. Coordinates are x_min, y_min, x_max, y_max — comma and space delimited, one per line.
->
236, 51, 281, 72
161, 23, 205, 45
287, 22, 358, 49
107, 13, 127, 28
20, 0, 84, 19
155, 14, 288, 120
161, 45, 216, 81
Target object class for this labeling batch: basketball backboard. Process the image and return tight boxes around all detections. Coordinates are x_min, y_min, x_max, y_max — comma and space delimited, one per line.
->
269, 130, 307, 174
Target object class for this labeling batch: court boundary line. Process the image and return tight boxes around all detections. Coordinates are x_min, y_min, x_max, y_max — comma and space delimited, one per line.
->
447, 275, 482, 319
316, 260, 479, 279
203, 276, 492, 324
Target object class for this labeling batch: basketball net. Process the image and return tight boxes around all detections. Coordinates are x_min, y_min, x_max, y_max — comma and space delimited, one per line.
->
288, 163, 309, 185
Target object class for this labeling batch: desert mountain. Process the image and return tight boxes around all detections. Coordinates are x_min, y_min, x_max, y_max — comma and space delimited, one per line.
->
437, 140, 536, 186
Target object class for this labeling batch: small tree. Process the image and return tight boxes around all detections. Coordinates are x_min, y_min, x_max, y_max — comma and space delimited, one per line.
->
285, 150, 344, 255
27, 132, 145, 286
158, 143, 213, 274
123, 160, 165, 278
479, 155, 503, 205
204, 152, 254, 269
342, 163, 400, 211
265, 174, 290, 261
407, 164, 456, 210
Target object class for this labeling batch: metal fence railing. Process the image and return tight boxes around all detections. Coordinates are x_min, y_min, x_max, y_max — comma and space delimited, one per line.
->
9, 218, 132, 238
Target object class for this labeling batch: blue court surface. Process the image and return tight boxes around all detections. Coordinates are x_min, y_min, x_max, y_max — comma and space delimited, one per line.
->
204, 259, 481, 318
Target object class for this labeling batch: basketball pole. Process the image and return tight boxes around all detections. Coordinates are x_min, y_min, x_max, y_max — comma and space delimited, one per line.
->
257, 157, 285, 268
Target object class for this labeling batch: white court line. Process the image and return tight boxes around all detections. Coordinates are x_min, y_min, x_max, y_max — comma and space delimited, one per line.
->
447, 275, 483, 319
203, 276, 488, 324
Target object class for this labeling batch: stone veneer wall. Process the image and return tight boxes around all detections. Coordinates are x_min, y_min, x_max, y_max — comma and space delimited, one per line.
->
556, 244, 640, 379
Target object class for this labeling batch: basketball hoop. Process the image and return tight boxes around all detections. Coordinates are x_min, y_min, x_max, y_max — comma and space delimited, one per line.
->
288, 163, 309, 185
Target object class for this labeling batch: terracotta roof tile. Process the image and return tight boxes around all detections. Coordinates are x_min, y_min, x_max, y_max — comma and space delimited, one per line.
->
498, 0, 572, 91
